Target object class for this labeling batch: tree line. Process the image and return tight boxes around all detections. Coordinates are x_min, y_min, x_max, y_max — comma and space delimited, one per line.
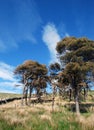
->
14, 37, 94, 114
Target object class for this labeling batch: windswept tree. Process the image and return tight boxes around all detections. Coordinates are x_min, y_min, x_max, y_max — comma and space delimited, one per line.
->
14, 60, 48, 105
56, 37, 94, 114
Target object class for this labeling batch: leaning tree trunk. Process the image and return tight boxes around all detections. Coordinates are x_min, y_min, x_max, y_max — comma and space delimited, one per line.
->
23, 84, 28, 105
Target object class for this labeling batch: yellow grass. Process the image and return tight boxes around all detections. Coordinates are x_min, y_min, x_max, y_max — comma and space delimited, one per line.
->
0, 97, 94, 130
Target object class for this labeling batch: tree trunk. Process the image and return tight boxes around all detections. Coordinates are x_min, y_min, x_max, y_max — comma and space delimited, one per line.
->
69, 89, 72, 101
24, 92, 28, 105
52, 86, 55, 111
83, 88, 86, 101
37, 87, 41, 103
21, 86, 24, 106
75, 95, 80, 114
23, 75, 28, 105
75, 88, 80, 114
24, 86, 28, 105
29, 86, 32, 104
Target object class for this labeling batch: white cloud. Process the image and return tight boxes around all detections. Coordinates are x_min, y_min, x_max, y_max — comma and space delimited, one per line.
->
0, 0, 42, 52
0, 62, 22, 93
0, 81, 22, 94
57, 22, 70, 38
0, 81, 22, 88
0, 62, 15, 81
42, 23, 61, 63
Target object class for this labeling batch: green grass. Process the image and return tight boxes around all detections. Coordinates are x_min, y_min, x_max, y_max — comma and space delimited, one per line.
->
0, 112, 86, 130
0, 118, 14, 130
0, 91, 94, 130
0, 104, 94, 130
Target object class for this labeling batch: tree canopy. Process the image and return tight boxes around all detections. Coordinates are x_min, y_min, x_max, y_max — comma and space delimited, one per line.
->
56, 37, 94, 114
56, 37, 94, 82
15, 60, 48, 104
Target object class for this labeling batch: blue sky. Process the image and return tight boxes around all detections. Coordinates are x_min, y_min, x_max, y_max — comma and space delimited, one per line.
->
0, 0, 94, 93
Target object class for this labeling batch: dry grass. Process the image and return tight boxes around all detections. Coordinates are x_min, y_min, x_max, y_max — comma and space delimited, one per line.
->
75, 114, 94, 130
0, 97, 94, 130
0, 93, 21, 98
40, 114, 51, 121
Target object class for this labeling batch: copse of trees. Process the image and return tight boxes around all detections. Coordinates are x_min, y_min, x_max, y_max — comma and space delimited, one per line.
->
14, 37, 94, 114
14, 60, 48, 105
56, 37, 94, 114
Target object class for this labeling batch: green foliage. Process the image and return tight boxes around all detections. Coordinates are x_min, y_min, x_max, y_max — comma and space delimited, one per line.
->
15, 60, 48, 77
49, 63, 61, 78
56, 37, 94, 54
49, 63, 60, 72
56, 36, 94, 86
56, 37, 94, 113
14, 60, 48, 104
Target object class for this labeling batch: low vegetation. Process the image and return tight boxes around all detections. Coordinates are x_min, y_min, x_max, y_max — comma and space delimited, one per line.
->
0, 95, 94, 130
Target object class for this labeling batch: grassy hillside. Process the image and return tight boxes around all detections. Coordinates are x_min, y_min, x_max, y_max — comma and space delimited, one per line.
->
0, 97, 94, 130
0, 91, 94, 130
0, 90, 94, 99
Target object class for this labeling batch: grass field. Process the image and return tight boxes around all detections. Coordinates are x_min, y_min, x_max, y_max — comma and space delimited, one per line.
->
0, 94, 94, 130
0, 90, 94, 99
0, 93, 22, 99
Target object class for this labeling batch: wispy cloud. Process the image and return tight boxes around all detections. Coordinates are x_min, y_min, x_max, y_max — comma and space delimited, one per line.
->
0, 62, 22, 93
57, 22, 70, 38
0, 0, 42, 52
0, 81, 22, 94
42, 23, 70, 63
0, 62, 15, 81
42, 23, 61, 63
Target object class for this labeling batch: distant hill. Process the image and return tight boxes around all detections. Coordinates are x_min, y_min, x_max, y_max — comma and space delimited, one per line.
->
0, 93, 22, 99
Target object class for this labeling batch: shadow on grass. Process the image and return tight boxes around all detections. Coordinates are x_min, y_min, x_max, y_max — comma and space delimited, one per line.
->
65, 103, 94, 113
